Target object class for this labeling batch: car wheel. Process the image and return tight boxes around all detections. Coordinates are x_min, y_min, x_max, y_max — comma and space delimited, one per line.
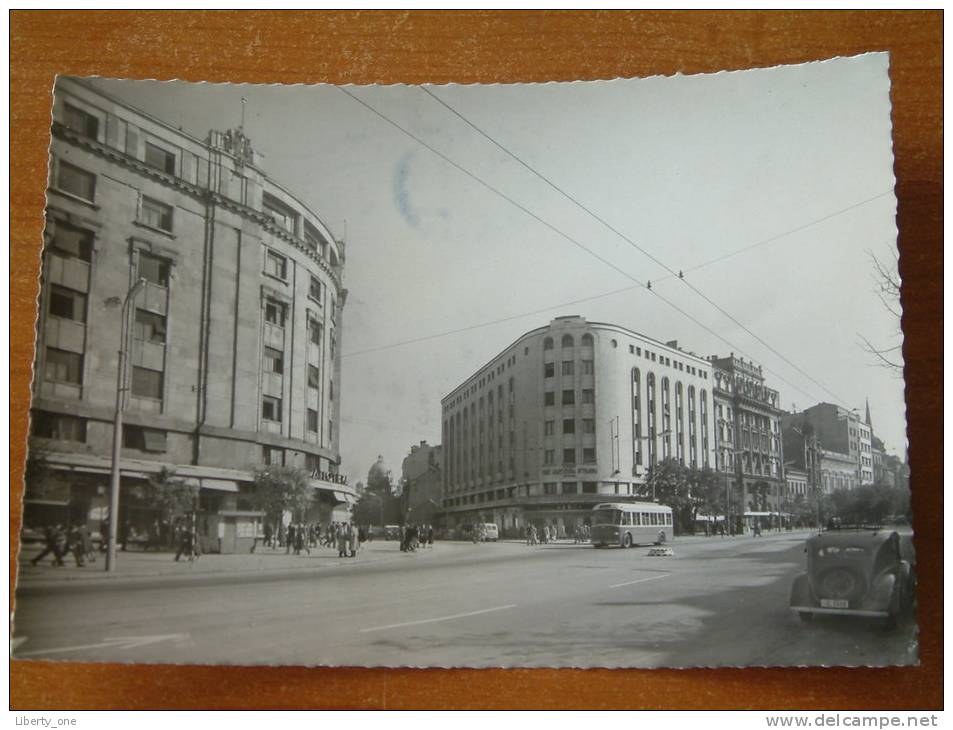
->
798, 611, 815, 623
623, 533, 633, 549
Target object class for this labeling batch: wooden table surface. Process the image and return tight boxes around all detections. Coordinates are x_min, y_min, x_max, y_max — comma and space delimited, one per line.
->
9, 10, 942, 710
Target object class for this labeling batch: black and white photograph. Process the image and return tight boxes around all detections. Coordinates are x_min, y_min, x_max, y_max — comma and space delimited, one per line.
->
12, 52, 915, 668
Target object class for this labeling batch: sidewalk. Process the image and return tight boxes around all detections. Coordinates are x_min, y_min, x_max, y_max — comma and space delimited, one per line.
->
14, 540, 452, 590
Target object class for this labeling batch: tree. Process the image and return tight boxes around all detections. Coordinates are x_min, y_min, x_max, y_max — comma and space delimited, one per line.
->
859, 247, 903, 374
250, 465, 313, 535
690, 467, 725, 525
352, 491, 384, 527
645, 458, 693, 532
140, 467, 199, 523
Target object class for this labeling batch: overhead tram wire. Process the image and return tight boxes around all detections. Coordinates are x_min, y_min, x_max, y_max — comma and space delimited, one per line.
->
336, 86, 838, 406
418, 85, 883, 409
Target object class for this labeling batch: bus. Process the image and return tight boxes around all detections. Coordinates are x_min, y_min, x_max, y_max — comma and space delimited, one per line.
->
590, 502, 674, 548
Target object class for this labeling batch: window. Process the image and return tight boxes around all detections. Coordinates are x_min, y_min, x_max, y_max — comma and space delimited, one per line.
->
307, 408, 319, 433
582, 482, 597, 494
145, 142, 176, 175
308, 318, 323, 345
263, 446, 285, 466
138, 253, 170, 287
582, 360, 593, 375
63, 103, 99, 139
309, 275, 322, 301
563, 448, 576, 465
44, 347, 82, 384
544, 483, 557, 496
264, 299, 286, 327
305, 453, 320, 472
562, 361, 574, 376
57, 161, 95, 201
563, 419, 575, 434
583, 447, 597, 463
263, 193, 297, 234
582, 333, 593, 346
32, 411, 86, 442
561, 334, 574, 348
140, 196, 173, 232
131, 366, 163, 399
48, 285, 86, 322
562, 389, 575, 405
262, 395, 282, 422
544, 450, 555, 465
544, 391, 555, 406
123, 425, 167, 452
582, 389, 594, 404
543, 362, 555, 378
307, 364, 320, 389
562, 481, 577, 495
265, 250, 288, 280
611, 339, 618, 348
304, 221, 328, 256
264, 346, 284, 374
50, 222, 93, 261
134, 309, 166, 343
583, 418, 595, 434
543, 337, 554, 351
544, 420, 554, 436
629, 345, 635, 354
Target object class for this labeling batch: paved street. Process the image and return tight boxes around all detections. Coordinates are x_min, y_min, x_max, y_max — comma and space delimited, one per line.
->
12, 531, 917, 668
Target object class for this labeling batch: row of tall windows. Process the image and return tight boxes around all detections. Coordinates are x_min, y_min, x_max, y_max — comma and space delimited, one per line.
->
630, 367, 710, 470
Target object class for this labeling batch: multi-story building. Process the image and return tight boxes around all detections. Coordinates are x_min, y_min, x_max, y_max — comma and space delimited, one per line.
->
400, 441, 443, 527
783, 402, 873, 487
819, 449, 860, 492
440, 316, 716, 536
709, 355, 785, 517
23, 77, 355, 546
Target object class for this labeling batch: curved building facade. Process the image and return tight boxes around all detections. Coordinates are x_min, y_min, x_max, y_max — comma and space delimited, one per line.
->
25, 78, 355, 544
440, 315, 716, 536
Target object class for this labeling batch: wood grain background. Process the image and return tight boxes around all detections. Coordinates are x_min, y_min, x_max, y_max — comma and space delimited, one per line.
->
10, 10, 942, 710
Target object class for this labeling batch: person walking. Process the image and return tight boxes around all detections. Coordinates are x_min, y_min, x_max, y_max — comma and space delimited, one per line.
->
348, 522, 359, 557
31, 524, 60, 566
68, 525, 86, 567
286, 523, 296, 555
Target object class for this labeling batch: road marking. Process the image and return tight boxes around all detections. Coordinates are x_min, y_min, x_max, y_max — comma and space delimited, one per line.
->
15, 633, 188, 657
609, 574, 670, 589
360, 604, 518, 633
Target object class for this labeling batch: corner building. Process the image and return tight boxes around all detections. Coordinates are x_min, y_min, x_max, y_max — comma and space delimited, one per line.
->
440, 316, 716, 536
25, 78, 355, 544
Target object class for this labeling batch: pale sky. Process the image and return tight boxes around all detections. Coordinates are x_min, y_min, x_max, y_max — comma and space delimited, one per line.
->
83, 53, 906, 482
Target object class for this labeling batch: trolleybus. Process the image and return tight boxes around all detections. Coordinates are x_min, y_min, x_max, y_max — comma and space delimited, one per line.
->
591, 502, 674, 548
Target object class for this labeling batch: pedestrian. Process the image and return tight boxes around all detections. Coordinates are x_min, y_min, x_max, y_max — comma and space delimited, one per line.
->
68, 525, 86, 567
286, 523, 296, 555
263, 521, 273, 549
426, 524, 434, 548
31, 524, 60, 566
530, 524, 538, 546
349, 522, 359, 557
337, 521, 349, 557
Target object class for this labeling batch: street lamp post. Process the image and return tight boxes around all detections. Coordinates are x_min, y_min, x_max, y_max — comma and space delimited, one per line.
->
106, 278, 147, 572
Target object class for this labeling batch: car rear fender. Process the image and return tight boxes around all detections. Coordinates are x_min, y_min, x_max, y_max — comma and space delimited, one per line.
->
869, 571, 898, 612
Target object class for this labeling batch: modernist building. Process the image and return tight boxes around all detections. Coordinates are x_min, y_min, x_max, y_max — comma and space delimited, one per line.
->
709, 355, 785, 517
24, 78, 355, 546
440, 316, 716, 536
400, 441, 443, 526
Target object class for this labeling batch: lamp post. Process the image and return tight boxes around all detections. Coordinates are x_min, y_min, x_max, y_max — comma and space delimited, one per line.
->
105, 278, 147, 572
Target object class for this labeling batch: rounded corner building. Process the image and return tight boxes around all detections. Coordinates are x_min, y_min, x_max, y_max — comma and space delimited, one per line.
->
440, 315, 718, 538
25, 77, 356, 552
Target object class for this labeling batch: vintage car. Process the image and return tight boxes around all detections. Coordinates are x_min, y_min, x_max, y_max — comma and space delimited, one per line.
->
789, 529, 915, 627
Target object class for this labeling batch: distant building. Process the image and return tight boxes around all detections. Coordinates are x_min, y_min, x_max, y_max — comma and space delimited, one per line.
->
709, 354, 785, 516
400, 441, 443, 526
24, 77, 355, 542
782, 402, 873, 489
440, 316, 716, 536
785, 466, 809, 499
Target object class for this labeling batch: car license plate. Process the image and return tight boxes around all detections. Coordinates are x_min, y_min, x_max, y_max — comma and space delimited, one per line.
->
820, 599, 849, 609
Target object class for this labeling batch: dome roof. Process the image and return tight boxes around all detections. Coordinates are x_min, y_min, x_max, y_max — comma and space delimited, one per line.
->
367, 455, 391, 483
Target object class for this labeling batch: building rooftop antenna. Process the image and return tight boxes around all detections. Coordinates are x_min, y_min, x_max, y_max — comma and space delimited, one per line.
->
240, 96, 247, 132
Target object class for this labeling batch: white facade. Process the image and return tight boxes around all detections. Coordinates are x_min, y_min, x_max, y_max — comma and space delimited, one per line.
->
440, 316, 716, 534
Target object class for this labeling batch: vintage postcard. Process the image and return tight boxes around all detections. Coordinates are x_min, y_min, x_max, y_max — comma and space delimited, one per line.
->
13, 54, 913, 667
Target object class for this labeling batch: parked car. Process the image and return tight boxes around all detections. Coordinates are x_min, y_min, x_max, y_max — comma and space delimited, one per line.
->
383, 525, 401, 541
789, 530, 915, 628
481, 523, 499, 542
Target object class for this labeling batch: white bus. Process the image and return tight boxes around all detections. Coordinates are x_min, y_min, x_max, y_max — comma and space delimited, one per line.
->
590, 502, 674, 548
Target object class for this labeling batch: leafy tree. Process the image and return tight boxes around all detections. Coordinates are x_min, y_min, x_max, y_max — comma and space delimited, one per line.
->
250, 465, 313, 534
691, 467, 726, 524
140, 467, 199, 522
645, 458, 693, 532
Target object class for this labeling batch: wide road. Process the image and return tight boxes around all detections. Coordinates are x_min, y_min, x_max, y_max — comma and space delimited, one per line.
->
12, 532, 917, 668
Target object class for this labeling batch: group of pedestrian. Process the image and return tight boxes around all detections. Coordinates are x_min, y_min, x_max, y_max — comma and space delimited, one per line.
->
29, 523, 96, 567
173, 515, 201, 562
399, 524, 433, 552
